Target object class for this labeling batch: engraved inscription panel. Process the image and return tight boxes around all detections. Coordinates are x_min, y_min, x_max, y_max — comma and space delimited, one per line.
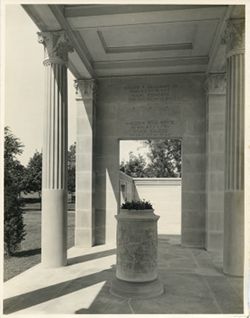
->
118, 83, 179, 137
125, 84, 172, 103
124, 120, 174, 137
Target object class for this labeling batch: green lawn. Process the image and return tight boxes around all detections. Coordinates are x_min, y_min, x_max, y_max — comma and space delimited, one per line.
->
4, 205, 75, 282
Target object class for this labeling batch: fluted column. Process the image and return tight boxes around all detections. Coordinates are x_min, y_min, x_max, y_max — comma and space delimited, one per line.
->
74, 79, 96, 247
223, 19, 245, 276
38, 31, 73, 267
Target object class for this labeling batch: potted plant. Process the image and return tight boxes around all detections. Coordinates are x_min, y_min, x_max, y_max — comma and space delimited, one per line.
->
110, 199, 163, 299
120, 199, 153, 211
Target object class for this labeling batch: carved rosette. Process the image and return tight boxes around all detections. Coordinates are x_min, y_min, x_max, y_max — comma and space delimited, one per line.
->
38, 30, 74, 65
74, 79, 96, 100
222, 19, 245, 57
204, 73, 226, 95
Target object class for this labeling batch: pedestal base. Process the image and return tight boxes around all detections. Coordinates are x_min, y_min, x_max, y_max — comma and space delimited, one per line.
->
110, 277, 164, 299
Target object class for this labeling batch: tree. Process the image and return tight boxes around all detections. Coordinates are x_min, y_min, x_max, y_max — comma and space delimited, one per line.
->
144, 139, 181, 177
24, 151, 42, 208
68, 142, 76, 202
120, 152, 147, 177
23, 143, 76, 204
4, 127, 26, 256
119, 139, 182, 178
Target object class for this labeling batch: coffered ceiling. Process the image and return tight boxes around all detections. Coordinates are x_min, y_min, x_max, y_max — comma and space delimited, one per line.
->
22, 4, 244, 79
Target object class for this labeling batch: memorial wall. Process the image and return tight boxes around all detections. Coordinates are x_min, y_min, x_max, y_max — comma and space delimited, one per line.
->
95, 73, 206, 247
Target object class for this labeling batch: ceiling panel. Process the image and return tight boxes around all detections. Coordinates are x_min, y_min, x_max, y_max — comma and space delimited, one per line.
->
76, 18, 219, 63
98, 23, 195, 47
78, 29, 193, 61
22, 4, 241, 77
65, 5, 228, 76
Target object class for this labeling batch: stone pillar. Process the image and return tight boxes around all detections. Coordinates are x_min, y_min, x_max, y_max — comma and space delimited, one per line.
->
38, 31, 73, 267
74, 79, 96, 247
205, 74, 226, 253
223, 19, 245, 276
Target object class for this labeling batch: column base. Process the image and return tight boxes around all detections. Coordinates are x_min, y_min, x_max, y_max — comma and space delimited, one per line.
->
74, 227, 93, 248
41, 189, 67, 268
223, 190, 244, 277
110, 277, 164, 299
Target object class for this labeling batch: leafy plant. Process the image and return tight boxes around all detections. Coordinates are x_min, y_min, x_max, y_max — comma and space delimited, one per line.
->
120, 152, 147, 177
24, 151, 42, 208
4, 127, 26, 256
121, 199, 153, 210
119, 139, 182, 178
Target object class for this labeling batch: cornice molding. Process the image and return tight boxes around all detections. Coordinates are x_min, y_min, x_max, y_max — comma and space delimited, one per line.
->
94, 55, 208, 70
133, 178, 181, 187
38, 30, 74, 65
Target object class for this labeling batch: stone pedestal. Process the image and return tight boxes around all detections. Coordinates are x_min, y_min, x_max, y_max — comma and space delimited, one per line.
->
110, 209, 164, 298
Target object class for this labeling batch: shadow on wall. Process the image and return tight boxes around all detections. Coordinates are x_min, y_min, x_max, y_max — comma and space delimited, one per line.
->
95, 167, 118, 245
120, 171, 140, 204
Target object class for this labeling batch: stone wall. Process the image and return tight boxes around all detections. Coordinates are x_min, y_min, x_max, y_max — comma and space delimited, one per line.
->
119, 171, 137, 203
94, 73, 206, 246
133, 178, 181, 235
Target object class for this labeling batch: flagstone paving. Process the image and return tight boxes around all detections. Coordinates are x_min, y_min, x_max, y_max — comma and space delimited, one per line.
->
3, 235, 244, 315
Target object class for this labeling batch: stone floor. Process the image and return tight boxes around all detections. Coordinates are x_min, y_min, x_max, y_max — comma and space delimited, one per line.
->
3, 235, 244, 315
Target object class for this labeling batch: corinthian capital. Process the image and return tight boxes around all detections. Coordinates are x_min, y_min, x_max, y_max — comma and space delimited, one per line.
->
74, 79, 96, 100
222, 19, 245, 56
204, 73, 226, 95
38, 30, 74, 65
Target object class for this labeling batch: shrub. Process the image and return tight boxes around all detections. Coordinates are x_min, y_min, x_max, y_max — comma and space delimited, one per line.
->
121, 199, 153, 210
4, 190, 26, 256
4, 127, 26, 256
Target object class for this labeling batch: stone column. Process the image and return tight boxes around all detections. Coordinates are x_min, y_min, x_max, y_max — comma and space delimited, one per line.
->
223, 19, 245, 276
74, 79, 96, 247
205, 74, 226, 253
38, 31, 73, 267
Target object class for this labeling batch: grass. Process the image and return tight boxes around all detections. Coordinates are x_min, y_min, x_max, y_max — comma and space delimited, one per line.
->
4, 203, 75, 282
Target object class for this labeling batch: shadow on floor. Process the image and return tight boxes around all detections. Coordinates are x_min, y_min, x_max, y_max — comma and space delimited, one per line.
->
4, 235, 243, 315
75, 281, 133, 315
13, 248, 41, 258
3, 268, 115, 314
67, 248, 116, 266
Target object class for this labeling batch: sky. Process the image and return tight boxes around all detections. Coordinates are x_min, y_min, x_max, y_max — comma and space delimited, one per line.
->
4, 4, 145, 166
5, 5, 76, 165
